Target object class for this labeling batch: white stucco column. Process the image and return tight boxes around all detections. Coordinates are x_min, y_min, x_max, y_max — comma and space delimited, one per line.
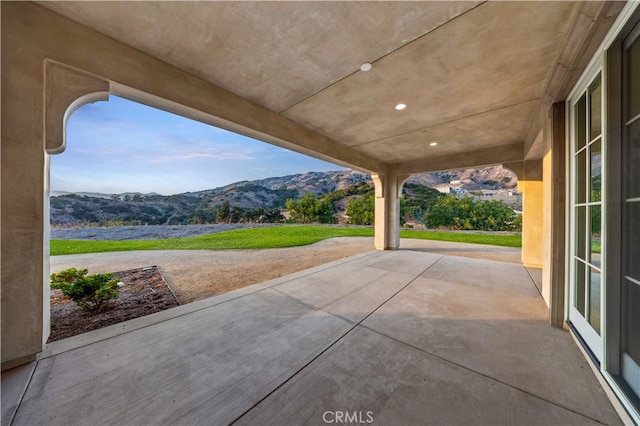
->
372, 173, 409, 250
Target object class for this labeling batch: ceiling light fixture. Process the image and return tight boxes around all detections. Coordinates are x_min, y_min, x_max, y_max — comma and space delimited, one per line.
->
359, 62, 372, 72
430, 142, 438, 146
395, 103, 407, 110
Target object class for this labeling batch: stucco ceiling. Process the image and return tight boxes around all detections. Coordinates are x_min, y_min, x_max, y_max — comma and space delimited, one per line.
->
40, 1, 587, 172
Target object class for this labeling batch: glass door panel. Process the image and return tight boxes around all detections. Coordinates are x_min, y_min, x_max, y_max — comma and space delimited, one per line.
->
575, 260, 586, 316
627, 200, 640, 281
590, 75, 602, 138
629, 35, 640, 119
590, 205, 602, 267
576, 149, 587, 203
576, 95, 587, 150
626, 279, 640, 366
570, 71, 604, 361
591, 139, 602, 201
623, 276, 640, 398
621, 25, 640, 402
589, 268, 601, 334
576, 206, 586, 260
628, 119, 640, 199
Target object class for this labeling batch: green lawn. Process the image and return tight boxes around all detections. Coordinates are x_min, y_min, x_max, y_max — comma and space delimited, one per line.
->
51, 225, 522, 256
399, 229, 522, 247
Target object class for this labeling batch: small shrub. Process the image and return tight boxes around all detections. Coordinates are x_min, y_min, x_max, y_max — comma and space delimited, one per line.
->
50, 268, 119, 310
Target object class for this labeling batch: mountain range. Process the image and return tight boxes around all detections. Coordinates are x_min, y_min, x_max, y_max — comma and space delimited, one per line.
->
50, 166, 518, 226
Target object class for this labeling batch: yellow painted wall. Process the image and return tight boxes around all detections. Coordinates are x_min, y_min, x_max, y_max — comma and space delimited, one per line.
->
520, 161, 544, 270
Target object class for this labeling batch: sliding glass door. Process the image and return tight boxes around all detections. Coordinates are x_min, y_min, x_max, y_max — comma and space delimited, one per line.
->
620, 19, 640, 401
569, 71, 604, 361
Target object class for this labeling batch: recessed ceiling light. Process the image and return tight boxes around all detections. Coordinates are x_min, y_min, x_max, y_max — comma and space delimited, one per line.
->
430, 142, 438, 146
395, 103, 407, 110
360, 62, 372, 72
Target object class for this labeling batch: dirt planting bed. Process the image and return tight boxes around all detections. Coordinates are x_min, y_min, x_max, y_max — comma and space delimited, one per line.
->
48, 266, 180, 342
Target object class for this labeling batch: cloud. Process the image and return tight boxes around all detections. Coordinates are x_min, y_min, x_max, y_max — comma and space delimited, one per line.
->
147, 147, 257, 163
53, 94, 345, 194
74, 147, 128, 156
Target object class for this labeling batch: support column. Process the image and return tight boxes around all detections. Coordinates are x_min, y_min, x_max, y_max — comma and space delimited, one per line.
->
512, 105, 566, 328
1, 52, 108, 369
519, 160, 544, 269
372, 173, 409, 250
543, 102, 566, 327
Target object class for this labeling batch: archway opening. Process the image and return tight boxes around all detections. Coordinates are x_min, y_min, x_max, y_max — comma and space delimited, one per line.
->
401, 165, 521, 230
47, 94, 368, 343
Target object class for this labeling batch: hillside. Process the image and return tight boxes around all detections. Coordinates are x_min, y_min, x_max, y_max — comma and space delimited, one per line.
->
50, 193, 202, 226
408, 167, 517, 191
50, 166, 518, 226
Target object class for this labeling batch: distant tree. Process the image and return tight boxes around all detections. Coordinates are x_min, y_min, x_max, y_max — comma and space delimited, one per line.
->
286, 193, 335, 223
230, 206, 245, 223
191, 206, 217, 224
244, 207, 264, 223
263, 208, 285, 223
399, 196, 409, 226
347, 195, 375, 225
216, 201, 230, 223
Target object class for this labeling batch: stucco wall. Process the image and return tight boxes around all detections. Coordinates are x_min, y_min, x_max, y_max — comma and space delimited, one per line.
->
2, 3, 49, 367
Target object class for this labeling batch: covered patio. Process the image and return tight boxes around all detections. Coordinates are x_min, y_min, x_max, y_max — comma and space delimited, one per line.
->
4, 249, 620, 425
3, 1, 639, 422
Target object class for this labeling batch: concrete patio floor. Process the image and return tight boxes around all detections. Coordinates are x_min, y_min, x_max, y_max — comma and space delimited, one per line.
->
3, 249, 621, 425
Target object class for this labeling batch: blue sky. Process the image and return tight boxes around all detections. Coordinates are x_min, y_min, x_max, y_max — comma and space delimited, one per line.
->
51, 96, 344, 195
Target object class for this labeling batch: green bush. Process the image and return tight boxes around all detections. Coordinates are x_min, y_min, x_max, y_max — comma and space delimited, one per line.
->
50, 268, 119, 310
424, 195, 521, 231
347, 194, 375, 225
286, 193, 336, 223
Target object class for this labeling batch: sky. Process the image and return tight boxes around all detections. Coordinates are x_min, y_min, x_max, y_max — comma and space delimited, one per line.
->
51, 95, 345, 195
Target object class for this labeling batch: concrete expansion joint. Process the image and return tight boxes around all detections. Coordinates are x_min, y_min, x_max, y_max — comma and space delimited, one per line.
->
5, 360, 38, 426
230, 318, 361, 424
40, 251, 381, 361
266, 255, 407, 321
39, 285, 266, 360
232, 253, 444, 424
357, 322, 608, 426
525, 266, 544, 299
